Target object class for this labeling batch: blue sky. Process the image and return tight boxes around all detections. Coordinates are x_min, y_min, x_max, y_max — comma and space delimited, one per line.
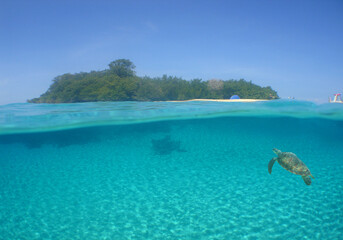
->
1, 0, 342, 104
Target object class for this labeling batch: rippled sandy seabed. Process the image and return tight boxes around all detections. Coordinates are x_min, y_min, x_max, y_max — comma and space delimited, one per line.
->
0, 101, 342, 239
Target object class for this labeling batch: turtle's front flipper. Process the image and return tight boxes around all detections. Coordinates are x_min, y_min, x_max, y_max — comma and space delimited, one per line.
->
268, 157, 277, 174
302, 176, 312, 185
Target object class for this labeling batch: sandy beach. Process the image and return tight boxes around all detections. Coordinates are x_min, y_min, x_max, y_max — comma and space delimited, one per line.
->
167, 99, 268, 102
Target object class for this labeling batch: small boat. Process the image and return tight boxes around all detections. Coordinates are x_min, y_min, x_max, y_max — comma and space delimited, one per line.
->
329, 93, 343, 103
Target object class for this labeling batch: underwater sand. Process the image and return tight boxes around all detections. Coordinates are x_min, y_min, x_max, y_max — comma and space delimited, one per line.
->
0, 101, 342, 239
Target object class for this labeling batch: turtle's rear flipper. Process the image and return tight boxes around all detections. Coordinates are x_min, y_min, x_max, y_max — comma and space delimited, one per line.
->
268, 157, 277, 174
302, 176, 312, 185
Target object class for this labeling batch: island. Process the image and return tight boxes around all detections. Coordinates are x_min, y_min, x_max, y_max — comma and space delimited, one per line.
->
28, 59, 279, 103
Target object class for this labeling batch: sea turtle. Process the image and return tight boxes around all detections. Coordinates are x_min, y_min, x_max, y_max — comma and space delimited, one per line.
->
268, 148, 314, 185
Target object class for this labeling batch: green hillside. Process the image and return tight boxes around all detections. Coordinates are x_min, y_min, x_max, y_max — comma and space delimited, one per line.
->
28, 59, 279, 103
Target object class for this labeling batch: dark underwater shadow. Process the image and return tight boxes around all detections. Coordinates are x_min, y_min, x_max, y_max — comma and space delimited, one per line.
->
0, 121, 172, 149
0, 128, 101, 149
151, 135, 187, 155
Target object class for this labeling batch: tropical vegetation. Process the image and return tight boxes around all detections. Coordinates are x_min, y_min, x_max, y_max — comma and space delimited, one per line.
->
28, 59, 279, 103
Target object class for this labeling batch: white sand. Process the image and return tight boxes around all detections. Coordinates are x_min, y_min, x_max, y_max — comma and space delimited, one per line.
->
167, 99, 268, 102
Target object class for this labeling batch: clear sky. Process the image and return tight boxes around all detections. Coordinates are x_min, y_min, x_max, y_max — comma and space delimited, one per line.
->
1, 0, 342, 104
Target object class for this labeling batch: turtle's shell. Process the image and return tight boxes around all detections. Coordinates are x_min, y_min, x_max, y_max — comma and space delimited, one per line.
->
277, 152, 309, 176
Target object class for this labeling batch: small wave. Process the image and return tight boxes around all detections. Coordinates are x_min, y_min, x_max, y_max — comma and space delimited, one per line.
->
1, 100, 343, 135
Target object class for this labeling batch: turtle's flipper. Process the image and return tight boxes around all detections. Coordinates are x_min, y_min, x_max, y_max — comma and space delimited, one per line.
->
302, 176, 312, 185
268, 157, 277, 174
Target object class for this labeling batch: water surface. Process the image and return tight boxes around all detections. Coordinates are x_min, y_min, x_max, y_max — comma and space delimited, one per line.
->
1, 101, 342, 239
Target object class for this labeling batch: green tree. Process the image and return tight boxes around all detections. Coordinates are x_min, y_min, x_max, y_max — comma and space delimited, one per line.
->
28, 59, 279, 103
108, 59, 136, 78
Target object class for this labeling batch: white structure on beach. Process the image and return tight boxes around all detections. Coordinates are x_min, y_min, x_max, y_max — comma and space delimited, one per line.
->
329, 93, 343, 103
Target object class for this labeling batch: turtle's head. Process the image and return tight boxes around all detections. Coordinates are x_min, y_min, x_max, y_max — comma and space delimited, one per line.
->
273, 148, 281, 155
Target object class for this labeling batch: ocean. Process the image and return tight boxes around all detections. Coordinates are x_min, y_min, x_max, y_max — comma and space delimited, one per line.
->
1, 100, 342, 239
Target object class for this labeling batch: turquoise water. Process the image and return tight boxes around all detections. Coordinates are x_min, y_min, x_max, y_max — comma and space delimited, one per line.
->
1, 101, 343, 239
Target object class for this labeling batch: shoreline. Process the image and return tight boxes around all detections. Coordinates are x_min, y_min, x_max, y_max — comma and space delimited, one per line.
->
166, 99, 269, 102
